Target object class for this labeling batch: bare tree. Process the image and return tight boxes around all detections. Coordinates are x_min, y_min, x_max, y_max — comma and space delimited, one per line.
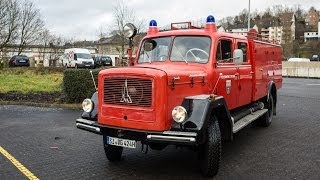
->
37, 29, 53, 62
218, 16, 234, 29
112, 0, 145, 66
96, 25, 107, 40
17, 0, 44, 55
0, 0, 20, 51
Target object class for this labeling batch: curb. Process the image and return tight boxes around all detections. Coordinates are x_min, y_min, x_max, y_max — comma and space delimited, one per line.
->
0, 101, 81, 110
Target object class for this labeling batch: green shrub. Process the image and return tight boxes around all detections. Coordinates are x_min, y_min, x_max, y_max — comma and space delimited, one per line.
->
63, 69, 100, 103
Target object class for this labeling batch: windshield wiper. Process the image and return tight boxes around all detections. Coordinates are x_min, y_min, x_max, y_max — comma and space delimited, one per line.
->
173, 44, 188, 64
143, 50, 151, 64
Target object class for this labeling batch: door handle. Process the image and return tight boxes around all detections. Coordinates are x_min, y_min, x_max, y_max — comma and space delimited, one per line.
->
259, 68, 263, 71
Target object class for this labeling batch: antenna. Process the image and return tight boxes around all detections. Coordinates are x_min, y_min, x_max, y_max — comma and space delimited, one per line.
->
212, 73, 223, 94
90, 70, 97, 91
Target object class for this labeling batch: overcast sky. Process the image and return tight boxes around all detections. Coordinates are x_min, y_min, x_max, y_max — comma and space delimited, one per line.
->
30, 0, 320, 41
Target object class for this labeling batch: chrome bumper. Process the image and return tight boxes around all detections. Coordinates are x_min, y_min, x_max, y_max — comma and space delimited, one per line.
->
147, 131, 197, 144
76, 118, 101, 134
76, 118, 198, 144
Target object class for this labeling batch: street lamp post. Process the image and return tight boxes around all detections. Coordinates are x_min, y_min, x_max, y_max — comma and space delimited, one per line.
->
248, 0, 251, 31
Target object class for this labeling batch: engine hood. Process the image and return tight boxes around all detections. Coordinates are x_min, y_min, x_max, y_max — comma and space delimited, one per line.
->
135, 63, 208, 87
99, 64, 208, 87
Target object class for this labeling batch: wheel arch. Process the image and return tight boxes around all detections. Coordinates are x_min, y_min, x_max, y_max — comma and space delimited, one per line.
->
174, 95, 233, 142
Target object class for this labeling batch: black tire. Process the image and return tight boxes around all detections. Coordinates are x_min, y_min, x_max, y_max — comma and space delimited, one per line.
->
103, 136, 123, 162
199, 117, 221, 177
257, 95, 274, 127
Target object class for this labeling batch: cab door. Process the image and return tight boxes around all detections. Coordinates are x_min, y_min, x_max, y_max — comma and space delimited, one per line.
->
236, 40, 253, 106
214, 38, 239, 110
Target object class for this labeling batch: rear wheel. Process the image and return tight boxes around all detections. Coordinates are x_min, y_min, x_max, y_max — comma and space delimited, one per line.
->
103, 136, 123, 162
257, 95, 274, 127
199, 117, 221, 177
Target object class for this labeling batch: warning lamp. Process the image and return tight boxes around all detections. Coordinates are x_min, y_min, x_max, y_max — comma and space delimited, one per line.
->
149, 20, 157, 27
148, 20, 159, 35
206, 15, 215, 23
205, 15, 217, 32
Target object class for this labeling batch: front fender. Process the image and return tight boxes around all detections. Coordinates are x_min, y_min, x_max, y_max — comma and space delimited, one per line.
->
81, 92, 98, 121
171, 95, 233, 142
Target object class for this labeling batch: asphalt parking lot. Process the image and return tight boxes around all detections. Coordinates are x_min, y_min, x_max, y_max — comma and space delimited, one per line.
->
1, 78, 320, 179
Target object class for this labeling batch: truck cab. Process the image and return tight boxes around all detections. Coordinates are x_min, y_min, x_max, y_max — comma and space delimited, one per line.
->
76, 15, 282, 177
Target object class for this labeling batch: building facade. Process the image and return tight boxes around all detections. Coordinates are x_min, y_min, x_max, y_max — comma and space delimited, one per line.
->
304, 22, 320, 42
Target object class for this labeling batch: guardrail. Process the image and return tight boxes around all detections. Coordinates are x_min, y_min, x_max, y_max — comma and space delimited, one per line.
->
282, 62, 320, 78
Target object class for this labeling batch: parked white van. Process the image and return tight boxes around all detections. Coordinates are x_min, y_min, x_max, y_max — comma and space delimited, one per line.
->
63, 48, 94, 68
288, 58, 310, 62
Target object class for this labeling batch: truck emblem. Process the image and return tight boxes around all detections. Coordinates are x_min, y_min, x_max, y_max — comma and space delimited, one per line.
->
120, 79, 132, 103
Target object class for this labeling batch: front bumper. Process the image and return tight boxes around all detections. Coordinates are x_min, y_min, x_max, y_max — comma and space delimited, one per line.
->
76, 118, 197, 145
76, 63, 94, 68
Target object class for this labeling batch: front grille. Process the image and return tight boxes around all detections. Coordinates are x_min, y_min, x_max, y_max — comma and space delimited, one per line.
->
104, 77, 152, 107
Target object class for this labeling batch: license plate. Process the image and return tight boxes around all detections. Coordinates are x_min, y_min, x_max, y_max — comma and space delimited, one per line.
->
19, 60, 26, 63
85, 64, 90, 66
106, 136, 136, 148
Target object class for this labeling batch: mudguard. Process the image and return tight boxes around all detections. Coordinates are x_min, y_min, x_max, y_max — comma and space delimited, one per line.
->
171, 95, 233, 142
81, 92, 98, 121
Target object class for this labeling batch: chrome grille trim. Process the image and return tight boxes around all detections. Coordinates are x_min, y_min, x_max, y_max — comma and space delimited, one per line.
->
104, 77, 152, 107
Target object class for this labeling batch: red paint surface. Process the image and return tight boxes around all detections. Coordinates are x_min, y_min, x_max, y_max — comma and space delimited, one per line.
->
98, 28, 282, 132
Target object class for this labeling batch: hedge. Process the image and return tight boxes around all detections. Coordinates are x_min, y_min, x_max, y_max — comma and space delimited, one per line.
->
63, 69, 100, 103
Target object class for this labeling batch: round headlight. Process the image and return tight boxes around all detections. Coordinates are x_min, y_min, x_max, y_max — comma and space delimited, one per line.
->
172, 106, 187, 123
82, 99, 93, 113
124, 23, 137, 38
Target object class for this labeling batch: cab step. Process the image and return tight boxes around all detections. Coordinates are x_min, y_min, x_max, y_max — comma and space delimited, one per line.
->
232, 109, 268, 133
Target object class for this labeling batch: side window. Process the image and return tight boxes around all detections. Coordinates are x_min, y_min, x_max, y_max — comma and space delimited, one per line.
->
237, 42, 248, 62
216, 39, 233, 63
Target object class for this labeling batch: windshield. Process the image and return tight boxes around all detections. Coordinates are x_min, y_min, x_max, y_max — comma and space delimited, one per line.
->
138, 36, 211, 64
76, 53, 91, 59
138, 37, 171, 63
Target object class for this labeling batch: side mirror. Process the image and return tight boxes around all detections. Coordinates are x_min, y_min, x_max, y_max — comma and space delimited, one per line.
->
233, 49, 243, 65
74, 54, 77, 60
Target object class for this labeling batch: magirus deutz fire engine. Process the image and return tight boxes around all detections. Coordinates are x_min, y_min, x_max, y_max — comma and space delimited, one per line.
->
76, 15, 282, 177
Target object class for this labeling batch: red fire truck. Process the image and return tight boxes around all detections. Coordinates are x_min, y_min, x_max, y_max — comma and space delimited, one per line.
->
76, 15, 282, 177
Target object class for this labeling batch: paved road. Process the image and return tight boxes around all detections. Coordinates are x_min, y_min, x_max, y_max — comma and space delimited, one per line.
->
0, 78, 320, 179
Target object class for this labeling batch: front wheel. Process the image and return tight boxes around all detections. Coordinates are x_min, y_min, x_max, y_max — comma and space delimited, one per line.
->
199, 117, 221, 177
103, 136, 123, 162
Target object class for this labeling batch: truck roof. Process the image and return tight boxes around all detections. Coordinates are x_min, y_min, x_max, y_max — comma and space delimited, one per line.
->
145, 28, 248, 41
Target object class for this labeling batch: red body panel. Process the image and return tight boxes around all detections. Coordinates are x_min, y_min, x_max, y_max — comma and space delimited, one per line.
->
98, 28, 282, 132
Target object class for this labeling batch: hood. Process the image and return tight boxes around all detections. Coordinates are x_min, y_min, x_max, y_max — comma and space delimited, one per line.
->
136, 63, 208, 87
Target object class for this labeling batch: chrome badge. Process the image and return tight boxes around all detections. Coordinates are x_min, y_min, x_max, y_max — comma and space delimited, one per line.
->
120, 79, 133, 103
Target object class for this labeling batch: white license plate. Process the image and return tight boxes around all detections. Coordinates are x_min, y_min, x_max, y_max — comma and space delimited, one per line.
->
106, 136, 136, 148
19, 60, 26, 63
85, 64, 90, 66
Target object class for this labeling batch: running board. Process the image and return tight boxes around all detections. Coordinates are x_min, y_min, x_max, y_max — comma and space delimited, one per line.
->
233, 109, 268, 133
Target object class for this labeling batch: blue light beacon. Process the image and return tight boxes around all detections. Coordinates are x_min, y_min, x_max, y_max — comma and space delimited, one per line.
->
148, 20, 159, 35
205, 15, 217, 32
